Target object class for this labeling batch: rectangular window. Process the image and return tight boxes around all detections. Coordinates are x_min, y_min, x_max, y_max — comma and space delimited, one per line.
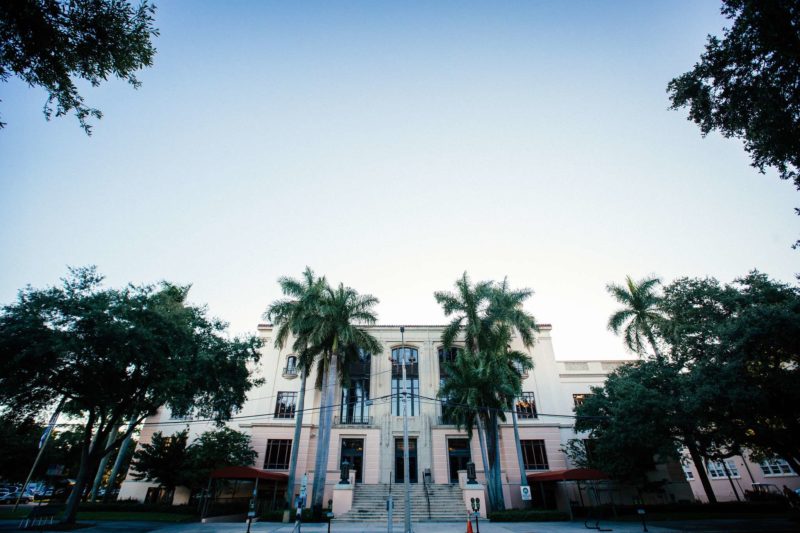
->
573, 394, 592, 408
516, 392, 537, 419
274, 391, 297, 419
264, 439, 292, 469
682, 463, 694, 480
759, 458, 795, 476
706, 459, 739, 479
392, 377, 420, 416
521, 440, 549, 470
340, 378, 370, 424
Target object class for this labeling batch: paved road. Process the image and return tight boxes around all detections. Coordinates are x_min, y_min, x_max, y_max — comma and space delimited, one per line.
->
2, 518, 798, 532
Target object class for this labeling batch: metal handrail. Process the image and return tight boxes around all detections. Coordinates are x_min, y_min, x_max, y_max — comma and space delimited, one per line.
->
422, 471, 432, 520
282, 366, 298, 377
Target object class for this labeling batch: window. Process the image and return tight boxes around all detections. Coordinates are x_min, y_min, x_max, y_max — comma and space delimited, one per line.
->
264, 439, 292, 469
682, 463, 694, 480
706, 459, 739, 479
274, 391, 297, 419
283, 356, 298, 377
392, 376, 421, 416
759, 458, 795, 476
516, 392, 537, 419
392, 347, 420, 416
437, 347, 461, 377
573, 393, 592, 408
392, 347, 418, 364
340, 378, 370, 424
521, 440, 549, 470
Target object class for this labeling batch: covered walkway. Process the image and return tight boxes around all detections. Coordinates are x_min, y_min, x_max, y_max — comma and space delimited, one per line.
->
202, 467, 288, 519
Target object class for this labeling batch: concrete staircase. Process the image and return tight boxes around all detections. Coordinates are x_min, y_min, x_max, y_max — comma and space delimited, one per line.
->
336, 483, 469, 522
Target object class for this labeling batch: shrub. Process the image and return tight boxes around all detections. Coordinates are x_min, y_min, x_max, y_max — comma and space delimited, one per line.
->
487, 509, 569, 522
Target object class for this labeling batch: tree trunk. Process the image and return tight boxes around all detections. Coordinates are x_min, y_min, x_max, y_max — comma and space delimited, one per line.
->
475, 415, 495, 512
285, 368, 307, 510
686, 440, 716, 503
645, 326, 662, 359
485, 415, 506, 511
90, 429, 119, 502
103, 418, 138, 503
511, 403, 529, 492
311, 350, 339, 518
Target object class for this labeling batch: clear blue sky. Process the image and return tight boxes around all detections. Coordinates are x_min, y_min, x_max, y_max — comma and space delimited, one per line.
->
1, 1, 797, 360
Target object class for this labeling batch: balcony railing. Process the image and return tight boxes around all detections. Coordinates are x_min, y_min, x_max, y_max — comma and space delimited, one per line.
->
282, 366, 298, 378
334, 415, 372, 426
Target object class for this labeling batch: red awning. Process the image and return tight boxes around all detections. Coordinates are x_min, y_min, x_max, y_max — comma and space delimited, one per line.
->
527, 468, 610, 482
209, 466, 288, 481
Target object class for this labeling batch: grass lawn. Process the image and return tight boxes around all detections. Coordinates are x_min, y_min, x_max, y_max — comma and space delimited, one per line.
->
76, 511, 197, 522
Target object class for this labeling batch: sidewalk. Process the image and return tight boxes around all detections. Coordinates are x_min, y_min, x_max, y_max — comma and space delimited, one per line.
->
2, 518, 798, 533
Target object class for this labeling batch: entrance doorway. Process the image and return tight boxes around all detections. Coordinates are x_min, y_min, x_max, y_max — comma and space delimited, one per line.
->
340, 438, 364, 483
394, 437, 418, 483
447, 438, 471, 483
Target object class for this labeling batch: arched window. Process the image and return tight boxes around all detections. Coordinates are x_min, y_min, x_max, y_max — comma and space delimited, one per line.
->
391, 347, 420, 416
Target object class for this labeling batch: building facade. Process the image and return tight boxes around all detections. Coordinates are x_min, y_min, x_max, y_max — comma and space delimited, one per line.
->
120, 323, 695, 511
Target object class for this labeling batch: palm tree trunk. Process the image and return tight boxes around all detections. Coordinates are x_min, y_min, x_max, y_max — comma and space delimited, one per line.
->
475, 415, 495, 512
485, 415, 506, 511
511, 404, 529, 501
645, 326, 662, 359
285, 368, 307, 511
686, 440, 716, 503
312, 350, 339, 518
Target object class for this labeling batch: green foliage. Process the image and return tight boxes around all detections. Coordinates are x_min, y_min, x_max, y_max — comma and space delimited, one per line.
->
182, 427, 257, 489
0, 0, 159, 133
599, 270, 800, 498
435, 272, 537, 511
131, 427, 256, 492
0, 413, 42, 481
667, 0, 800, 236
42, 427, 86, 478
606, 275, 663, 357
574, 360, 682, 485
131, 430, 190, 490
0, 266, 262, 523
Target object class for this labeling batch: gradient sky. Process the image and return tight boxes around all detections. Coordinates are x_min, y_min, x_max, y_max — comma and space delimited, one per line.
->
1, 1, 797, 361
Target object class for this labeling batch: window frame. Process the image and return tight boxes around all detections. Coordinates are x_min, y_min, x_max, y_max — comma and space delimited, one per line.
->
516, 392, 538, 419
274, 391, 298, 419
264, 439, 292, 470
759, 458, 796, 477
520, 439, 549, 470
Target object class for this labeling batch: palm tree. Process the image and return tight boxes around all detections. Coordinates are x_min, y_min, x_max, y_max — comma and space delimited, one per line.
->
606, 275, 664, 358
307, 282, 382, 518
435, 273, 537, 511
437, 350, 495, 506
435, 272, 493, 352
265, 267, 327, 513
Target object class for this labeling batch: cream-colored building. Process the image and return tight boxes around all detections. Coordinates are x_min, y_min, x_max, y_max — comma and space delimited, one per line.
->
119, 323, 693, 514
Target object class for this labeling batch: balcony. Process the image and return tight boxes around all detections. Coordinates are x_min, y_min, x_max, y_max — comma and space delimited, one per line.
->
334, 414, 372, 426
282, 366, 298, 379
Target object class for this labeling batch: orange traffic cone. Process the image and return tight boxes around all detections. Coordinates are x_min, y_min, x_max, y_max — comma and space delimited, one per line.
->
466, 514, 474, 533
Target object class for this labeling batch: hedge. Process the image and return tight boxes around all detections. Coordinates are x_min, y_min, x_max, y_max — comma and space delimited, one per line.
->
487, 509, 569, 522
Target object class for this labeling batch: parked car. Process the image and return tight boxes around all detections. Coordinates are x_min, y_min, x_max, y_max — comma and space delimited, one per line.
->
0, 491, 33, 504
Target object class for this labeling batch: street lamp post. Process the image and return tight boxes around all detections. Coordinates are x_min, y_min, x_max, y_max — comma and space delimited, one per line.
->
400, 326, 413, 533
